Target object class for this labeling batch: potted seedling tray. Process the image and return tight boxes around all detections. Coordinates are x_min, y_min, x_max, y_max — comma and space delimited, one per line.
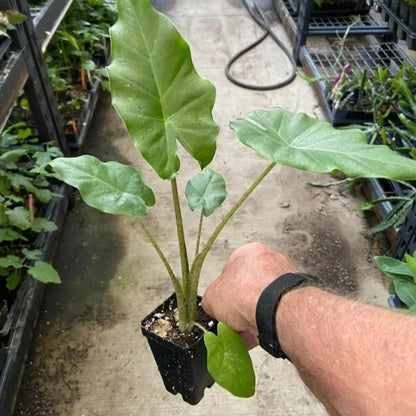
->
376, 0, 416, 49
66, 76, 102, 153
300, 42, 415, 125
0, 184, 69, 416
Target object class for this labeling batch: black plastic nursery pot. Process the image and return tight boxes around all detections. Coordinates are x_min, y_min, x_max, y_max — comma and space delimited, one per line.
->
141, 293, 217, 405
0, 184, 69, 416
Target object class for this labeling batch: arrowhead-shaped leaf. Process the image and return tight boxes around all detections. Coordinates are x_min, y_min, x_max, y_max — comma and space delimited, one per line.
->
185, 169, 227, 216
230, 111, 416, 181
204, 322, 255, 398
49, 155, 155, 218
28, 261, 61, 284
107, 0, 219, 180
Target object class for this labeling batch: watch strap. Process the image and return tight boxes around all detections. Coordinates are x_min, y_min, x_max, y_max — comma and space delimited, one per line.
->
256, 272, 317, 358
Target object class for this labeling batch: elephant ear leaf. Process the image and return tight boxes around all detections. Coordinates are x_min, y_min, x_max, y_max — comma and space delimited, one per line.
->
204, 322, 255, 398
107, 0, 219, 180
49, 155, 155, 218
230, 110, 416, 181
185, 169, 227, 217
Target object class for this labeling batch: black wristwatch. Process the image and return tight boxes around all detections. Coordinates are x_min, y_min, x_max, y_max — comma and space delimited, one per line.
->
256, 272, 317, 359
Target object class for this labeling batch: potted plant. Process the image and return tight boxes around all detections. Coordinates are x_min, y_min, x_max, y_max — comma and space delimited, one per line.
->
47, 0, 416, 405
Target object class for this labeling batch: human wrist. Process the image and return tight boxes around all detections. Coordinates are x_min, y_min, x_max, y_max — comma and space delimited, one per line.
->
275, 285, 320, 357
255, 273, 318, 358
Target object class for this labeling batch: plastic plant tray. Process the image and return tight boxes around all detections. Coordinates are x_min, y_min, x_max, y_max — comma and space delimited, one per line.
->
300, 42, 416, 125
273, 0, 390, 41
394, 199, 416, 259
0, 184, 69, 416
376, 0, 416, 50
284, 0, 371, 17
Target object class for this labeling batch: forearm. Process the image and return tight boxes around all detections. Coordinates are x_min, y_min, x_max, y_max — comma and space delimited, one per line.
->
277, 286, 416, 416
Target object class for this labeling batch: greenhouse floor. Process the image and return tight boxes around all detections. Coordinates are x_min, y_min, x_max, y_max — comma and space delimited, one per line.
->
14, 0, 394, 415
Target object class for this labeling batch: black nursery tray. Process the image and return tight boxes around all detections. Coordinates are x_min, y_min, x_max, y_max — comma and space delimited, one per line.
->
300, 42, 416, 125
0, 184, 69, 416
274, 0, 390, 42
376, 0, 416, 50
66, 76, 102, 153
285, 0, 371, 17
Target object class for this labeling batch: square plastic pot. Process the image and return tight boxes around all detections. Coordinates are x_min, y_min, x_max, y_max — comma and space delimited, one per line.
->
141, 293, 217, 405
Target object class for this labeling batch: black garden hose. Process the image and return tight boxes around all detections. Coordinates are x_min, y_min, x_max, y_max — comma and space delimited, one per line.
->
225, 0, 297, 90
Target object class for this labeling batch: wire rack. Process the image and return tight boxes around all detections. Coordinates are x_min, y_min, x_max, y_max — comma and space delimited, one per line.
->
305, 42, 414, 80
301, 42, 416, 124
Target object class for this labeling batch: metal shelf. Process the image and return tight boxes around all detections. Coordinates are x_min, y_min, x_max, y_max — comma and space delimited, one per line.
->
32, 0, 74, 52
0, 0, 71, 154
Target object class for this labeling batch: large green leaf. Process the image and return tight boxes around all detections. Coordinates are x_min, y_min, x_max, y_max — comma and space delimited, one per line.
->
185, 169, 227, 217
204, 322, 255, 398
107, 0, 219, 180
49, 155, 155, 218
230, 111, 416, 181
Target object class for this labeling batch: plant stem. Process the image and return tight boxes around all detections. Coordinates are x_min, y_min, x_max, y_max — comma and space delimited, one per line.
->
185, 161, 277, 323
195, 210, 204, 257
171, 178, 189, 281
193, 321, 207, 333
200, 161, 276, 262
137, 218, 183, 298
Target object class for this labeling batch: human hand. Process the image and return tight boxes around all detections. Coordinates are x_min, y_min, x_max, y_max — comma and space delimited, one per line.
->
201, 242, 295, 349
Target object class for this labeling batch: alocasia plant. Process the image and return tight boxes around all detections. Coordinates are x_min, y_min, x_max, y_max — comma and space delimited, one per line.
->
48, 0, 416, 399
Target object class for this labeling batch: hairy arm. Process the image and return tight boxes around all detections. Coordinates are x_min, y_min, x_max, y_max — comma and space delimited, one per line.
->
202, 242, 416, 416
278, 286, 416, 415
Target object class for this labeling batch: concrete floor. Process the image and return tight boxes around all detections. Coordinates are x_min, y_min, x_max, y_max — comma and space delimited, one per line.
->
14, 1, 393, 415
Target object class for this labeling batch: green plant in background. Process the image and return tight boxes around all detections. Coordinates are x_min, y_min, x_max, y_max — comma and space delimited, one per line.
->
360, 181, 416, 235
375, 252, 416, 312
0, 9, 26, 38
43, 0, 116, 123
47, 0, 416, 399
0, 123, 62, 290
